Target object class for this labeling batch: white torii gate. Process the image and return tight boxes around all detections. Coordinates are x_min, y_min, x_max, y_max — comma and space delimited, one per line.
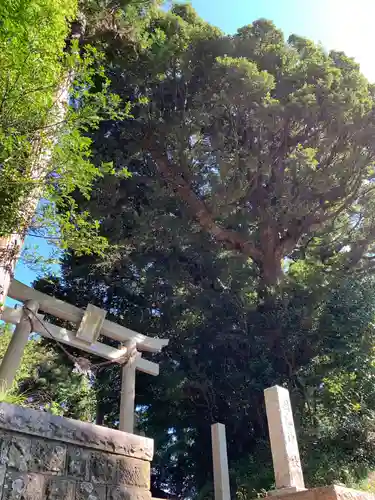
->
0, 279, 169, 434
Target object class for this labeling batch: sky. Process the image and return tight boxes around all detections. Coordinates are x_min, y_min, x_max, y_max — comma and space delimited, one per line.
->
190, 0, 375, 81
13, 0, 375, 288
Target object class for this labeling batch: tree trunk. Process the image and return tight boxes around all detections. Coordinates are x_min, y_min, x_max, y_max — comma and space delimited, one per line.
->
95, 402, 105, 426
0, 235, 23, 307
258, 225, 284, 294
0, 85, 69, 306
261, 254, 283, 287
0, 21, 84, 307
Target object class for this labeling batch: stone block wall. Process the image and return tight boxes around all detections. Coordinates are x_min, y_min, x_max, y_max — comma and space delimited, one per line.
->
0, 402, 154, 500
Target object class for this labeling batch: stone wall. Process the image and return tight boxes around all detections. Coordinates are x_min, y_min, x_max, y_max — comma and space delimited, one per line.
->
0, 402, 153, 499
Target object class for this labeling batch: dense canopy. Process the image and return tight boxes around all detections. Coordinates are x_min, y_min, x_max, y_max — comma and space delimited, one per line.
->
82, 6, 375, 288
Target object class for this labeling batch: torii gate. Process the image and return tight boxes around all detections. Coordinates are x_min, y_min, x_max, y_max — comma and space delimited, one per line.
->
0, 279, 169, 433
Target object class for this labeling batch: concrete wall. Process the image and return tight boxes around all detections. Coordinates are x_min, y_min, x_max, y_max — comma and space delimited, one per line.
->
0, 402, 153, 499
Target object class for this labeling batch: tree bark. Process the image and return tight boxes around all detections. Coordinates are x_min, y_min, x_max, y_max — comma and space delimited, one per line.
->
0, 21, 84, 307
0, 235, 23, 307
0, 84, 69, 306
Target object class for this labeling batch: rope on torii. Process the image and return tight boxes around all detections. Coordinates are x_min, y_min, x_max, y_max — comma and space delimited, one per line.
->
24, 305, 138, 375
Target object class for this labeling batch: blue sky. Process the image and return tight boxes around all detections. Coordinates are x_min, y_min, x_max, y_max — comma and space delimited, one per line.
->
190, 0, 375, 81
13, 0, 375, 288
14, 236, 60, 286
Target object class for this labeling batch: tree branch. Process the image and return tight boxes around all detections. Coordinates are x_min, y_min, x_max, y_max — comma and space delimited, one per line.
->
150, 150, 263, 262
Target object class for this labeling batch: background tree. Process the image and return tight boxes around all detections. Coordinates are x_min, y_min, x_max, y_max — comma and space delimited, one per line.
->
0, 0, 158, 303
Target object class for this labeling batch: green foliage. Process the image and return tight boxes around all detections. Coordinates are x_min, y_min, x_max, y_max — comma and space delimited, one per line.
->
0, 324, 96, 420
77, 7, 375, 287
0, 380, 27, 406
0, 0, 76, 234
0, 0, 134, 259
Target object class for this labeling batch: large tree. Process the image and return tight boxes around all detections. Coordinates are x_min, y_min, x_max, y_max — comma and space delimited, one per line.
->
0, 0, 159, 304
0, 0, 100, 303
81, 4, 375, 288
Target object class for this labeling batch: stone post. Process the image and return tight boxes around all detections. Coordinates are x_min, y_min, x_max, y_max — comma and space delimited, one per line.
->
119, 341, 139, 433
264, 385, 305, 496
211, 423, 231, 500
0, 299, 39, 390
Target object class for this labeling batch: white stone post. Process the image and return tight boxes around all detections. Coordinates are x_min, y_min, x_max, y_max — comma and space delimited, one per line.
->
119, 341, 140, 433
264, 385, 305, 496
211, 423, 231, 500
0, 300, 39, 390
